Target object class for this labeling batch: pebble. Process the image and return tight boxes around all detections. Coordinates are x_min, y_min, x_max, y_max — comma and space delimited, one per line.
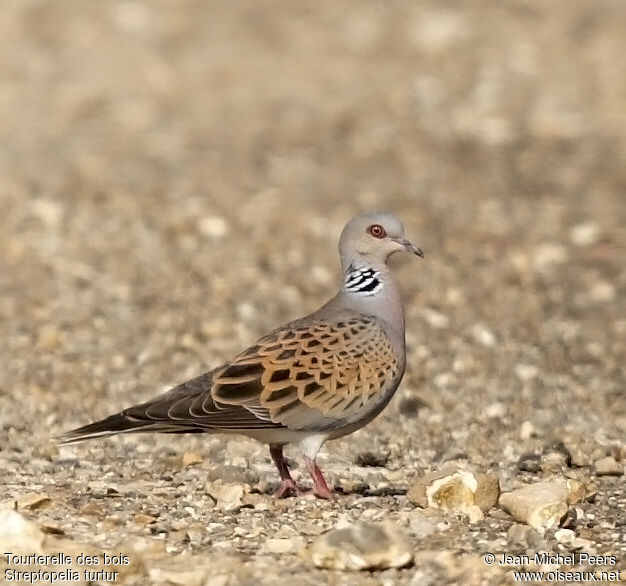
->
307, 522, 413, 571
16, 492, 51, 510
409, 570, 437, 586
499, 480, 569, 532
197, 216, 229, 239
407, 510, 438, 540
514, 364, 538, 382
540, 449, 570, 473
554, 528, 575, 544
36, 325, 64, 351
570, 537, 595, 552
261, 537, 304, 554
569, 447, 592, 468
206, 464, 259, 485
517, 453, 542, 473
593, 456, 623, 476
589, 281, 616, 302
471, 324, 496, 347
408, 465, 500, 515
519, 421, 540, 440
485, 402, 506, 419
420, 308, 450, 329
181, 451, 204, 469
79, 502, 105, 517
355, 451, 388, 467
533, 243, 568, 271
569, 222, 600, 247
205, 481, 244, 512
0, 509, 46, 554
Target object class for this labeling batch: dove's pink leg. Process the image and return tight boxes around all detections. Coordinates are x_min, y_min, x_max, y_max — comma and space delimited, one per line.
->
304, 457, 334, 499
269, 444, 299, 498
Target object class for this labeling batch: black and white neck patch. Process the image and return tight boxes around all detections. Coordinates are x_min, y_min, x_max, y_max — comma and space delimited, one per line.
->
344, 265, 383, 296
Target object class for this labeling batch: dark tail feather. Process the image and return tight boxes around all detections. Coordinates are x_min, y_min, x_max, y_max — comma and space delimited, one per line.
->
56, 412, 162, 445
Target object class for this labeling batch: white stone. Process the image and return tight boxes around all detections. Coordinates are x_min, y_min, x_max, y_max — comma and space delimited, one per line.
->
533, 244, 568, 271
520, 421, 539, 440
569, 222, 600, 247
205, 481, 244, 512
471, 324, 496, 347
307, 522, 413, 571
593, 456, 623, 476
555, 529, 575, 544
261, 537, 304, 554
198, 216, 229, 239
485, 402, 506, 419
515, 364, 539, 382
420, 308, 450, 329
0, 510, 45, 554
499, 481, 570, 532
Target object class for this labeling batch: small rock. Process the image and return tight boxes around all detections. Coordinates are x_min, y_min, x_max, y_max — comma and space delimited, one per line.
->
507, 523, 531, 546
554, 528, 575, 544
409, 569, 437, 586
307, 522, 413, 571
16, 493, 51, 511
40, 522, 64, 535
533, 243, 568, 271
79, 503, 105, 517
541, 451, 569, 473
570, 537, 595, 551
338, 478, 369, 494
0, 510, 45, 553
407, 510, 437, 540
420, 308, 449, 329
181, 452, 204, 469
149, 564, 210, 586
35, 440, 59, 461
36, 325, 63, 351
471, 324, 496, 347
569, 222, 600, 247
565, 479, 596, 504
507, 524, 547, 550
519, 421, 539, 440
499, 481, 569, 532
559, 508, 578, 530
589, 281, 616, 302
206, 464, 259, 485
514, 364, 538, 382
355, 451, 388, 467
398, 395, 429, 417
205, 481, 244, 512
408, 466, 499, 514
134, 513, 157, 525
517, 453, 542, 473
198, 216, 229, 239
593, 456, 623, 476
466, 505, 484, 523
241, 493, 272, 510
474, 473, 501, 511
183, 526, 204, 546
261, 537, 304, 554
485, 402, 506, 419
569, 448, 592, 468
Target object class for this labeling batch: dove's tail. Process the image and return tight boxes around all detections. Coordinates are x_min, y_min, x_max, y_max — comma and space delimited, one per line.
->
56, 412, 201, 445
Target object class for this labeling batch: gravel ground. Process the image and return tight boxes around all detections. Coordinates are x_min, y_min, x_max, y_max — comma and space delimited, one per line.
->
1, 1, 624, 584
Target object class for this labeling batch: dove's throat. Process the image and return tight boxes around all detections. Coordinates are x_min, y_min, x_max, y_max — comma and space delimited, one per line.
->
341, 263, 406, 345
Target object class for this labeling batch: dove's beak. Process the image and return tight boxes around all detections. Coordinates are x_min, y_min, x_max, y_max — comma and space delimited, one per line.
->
395, 237, 424, 258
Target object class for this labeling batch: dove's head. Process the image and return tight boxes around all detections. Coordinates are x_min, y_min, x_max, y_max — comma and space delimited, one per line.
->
338, 211, 423, 268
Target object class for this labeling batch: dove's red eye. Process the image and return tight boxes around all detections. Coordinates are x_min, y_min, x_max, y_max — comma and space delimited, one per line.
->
368, 224, 386, 239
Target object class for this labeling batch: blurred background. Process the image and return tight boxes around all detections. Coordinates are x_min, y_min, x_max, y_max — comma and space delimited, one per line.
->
0, 0, 624, 577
